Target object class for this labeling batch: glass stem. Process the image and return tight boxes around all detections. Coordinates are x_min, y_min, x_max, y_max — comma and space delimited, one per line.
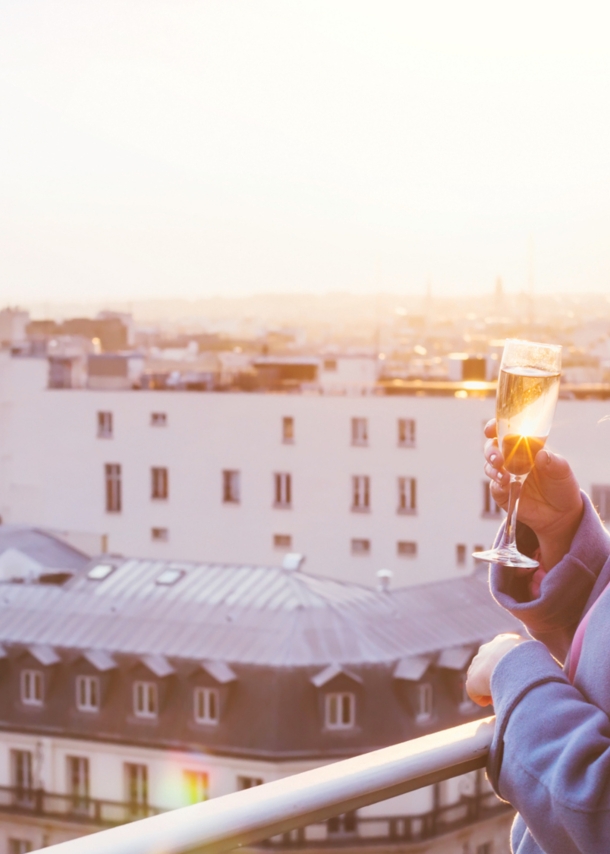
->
502, 475, 525, 552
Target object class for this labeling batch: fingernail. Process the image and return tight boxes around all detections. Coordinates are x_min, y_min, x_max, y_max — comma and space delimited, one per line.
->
539, 450, 550, 465
490, 453, 497, 463
497, 471, 505, 481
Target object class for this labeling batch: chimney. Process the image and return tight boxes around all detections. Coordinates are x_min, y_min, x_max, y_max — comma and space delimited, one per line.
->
376, 568, 393, 593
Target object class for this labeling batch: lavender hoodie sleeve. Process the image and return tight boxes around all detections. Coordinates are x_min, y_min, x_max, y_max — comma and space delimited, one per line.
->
490, 493, 610, 662
487, 640, 610, 854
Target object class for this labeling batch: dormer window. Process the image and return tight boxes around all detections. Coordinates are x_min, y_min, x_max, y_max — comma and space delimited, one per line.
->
194, 687, 219, 725
21, 670, 43, 706
76, 675, 100, 712
416, 682, 433, 722
325, 692, 355, 730
134, 681, 158, 719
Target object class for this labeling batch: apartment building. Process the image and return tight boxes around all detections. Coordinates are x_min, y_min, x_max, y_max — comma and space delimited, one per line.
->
1, 351, 610, 588
0, 527, 518, 853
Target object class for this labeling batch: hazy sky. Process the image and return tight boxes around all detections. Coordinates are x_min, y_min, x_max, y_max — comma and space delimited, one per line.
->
1, 1, 610, 303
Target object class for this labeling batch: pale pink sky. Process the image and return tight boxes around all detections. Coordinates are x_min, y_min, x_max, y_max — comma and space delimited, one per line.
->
1, 0, 609, 302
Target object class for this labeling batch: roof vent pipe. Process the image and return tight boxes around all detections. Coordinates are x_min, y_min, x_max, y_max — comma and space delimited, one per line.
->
282, 553, 305, 572
376, 568, 393, 593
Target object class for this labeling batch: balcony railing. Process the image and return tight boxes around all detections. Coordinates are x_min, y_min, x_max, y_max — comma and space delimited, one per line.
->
38, 717, 496, 854
0, 786, 161, 826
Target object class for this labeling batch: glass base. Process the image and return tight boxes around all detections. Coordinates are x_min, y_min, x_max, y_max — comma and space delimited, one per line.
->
472, 547, 539, 569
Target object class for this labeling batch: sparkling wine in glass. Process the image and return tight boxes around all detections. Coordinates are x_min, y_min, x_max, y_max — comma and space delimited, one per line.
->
473, 339, 562, 569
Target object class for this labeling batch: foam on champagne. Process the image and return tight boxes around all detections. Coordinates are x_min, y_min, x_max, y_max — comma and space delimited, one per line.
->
497, 366, 561, 476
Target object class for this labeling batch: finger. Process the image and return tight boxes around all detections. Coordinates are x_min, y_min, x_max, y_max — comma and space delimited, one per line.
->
484, 438, 503, 469
484, 462, 508, 486
490, 478, 509, 501
472, 694, 493, 707
483, 419, 497, 439
534, 449, 574, 482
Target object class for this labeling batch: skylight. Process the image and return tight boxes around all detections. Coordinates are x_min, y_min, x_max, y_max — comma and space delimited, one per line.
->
87, 564, 115, 581
155, 568, 185, 586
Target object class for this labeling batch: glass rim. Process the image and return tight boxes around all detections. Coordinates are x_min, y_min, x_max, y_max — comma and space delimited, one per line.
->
503, 337, 562, 353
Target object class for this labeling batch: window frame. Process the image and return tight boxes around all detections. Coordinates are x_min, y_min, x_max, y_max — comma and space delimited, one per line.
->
397, 418, 416, 448
456, 544, 467, 566
273, 534, 292, 550
397, 476, 417, 514
151, 467, 169, 500
222, 470, 240, 504
97, 411, 113, 439
194, 686, 220, 725
324, 692, 356, 730
351, 538, 371, 556
21, 670, 43, 707
273, 472, 292, 508
415, 682, 433, 723
397, 540, 417, 558
351, 417, 368, 447
76, 674, 100, 713
482, 481, 502, 518
282, 416, 294, 444
104, 463, 122, 513
150, 412, 167, 427
351, 475, 370, 512
592, 484, 610, 522
133, 681, 158, 720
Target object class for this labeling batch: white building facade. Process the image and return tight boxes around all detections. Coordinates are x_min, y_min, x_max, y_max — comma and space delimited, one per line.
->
1, 351, 610, 587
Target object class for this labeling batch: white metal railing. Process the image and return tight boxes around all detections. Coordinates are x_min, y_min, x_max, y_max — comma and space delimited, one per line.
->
39, 717, 495, 854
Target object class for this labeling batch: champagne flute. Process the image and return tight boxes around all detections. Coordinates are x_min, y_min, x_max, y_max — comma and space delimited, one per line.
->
473, 338, 562, 569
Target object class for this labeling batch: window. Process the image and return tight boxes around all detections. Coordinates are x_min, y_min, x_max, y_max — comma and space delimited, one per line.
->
397, 477, 417, 514
194, 687, 220, 725
274, 472, 292, 508
237, 775, 263, 790
156, 568, 184, 585
398, 418, 416, 448
323, 359, 337, 372
184, 770, 209, 804
592, 484, 610, 522
327, 812, 357, 837
325, 692, 355, 729
482, 482, 502, 517
151, 412, 167, 427
9, 840, 33, 854
67, 756, 89, 811
351, 538, 370, 555
97, 411, 113, 439
105, 463, 122, 513
282, 417, 294, 443
416, 682, 433, 722
151, 527, 169, 542
21, 670, 43, 706
476, 844, 493, 854
397, 540, 417, 557
351, 417, 368, 446
125, 763, 148, 812
151, 467, 168, 500
222, 470, 240, 504
76, 675, 100, 712
456, 544, 467, 566
11, 750, 34, 803
133, 682, 158, 719
351, 475, 370, 511
273, 534, 292, 550
87, 563, 114, 581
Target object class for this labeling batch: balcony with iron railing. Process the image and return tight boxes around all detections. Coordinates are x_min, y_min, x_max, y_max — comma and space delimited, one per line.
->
26, 717, 507, 854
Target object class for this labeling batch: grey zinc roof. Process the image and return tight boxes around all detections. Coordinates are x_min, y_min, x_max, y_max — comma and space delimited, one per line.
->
0, 555, 522, 667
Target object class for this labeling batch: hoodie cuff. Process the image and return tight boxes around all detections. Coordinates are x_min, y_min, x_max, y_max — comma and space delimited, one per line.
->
490, 492, 609, 634
486, 640, 567, 797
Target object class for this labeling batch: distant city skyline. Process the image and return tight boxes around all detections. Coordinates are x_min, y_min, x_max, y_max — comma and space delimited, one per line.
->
1, 1, 609, 303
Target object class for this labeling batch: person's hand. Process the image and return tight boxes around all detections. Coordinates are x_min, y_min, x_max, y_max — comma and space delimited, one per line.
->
466, 634, 526, 706
483, 419, 584, 570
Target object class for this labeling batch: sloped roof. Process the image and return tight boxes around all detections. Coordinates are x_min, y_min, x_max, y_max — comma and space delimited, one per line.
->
0, 526, 88, 575
0, 555, 521, 667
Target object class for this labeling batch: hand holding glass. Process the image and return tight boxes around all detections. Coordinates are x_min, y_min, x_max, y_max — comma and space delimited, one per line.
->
473, 339, 562, 569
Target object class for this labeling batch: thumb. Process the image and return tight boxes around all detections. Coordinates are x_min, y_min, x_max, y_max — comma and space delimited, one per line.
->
534, 449, 573, 481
